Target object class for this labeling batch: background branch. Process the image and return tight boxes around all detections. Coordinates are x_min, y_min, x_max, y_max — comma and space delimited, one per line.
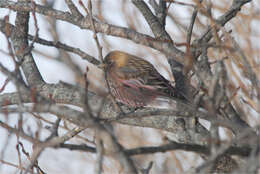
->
0, 0, 258, 173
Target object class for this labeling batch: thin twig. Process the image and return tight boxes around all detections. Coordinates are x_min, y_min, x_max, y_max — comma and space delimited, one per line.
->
24, 127, 84, 174
0, 159, 35, 174
65, 0, 83, 17
164, 0, 196, 8
95, 139, 104, 174
24, 0, 39, 56
79, 0, 125, 115
186, 0, 202, 44
140, 161, 153, 174
0, 78, 10, 93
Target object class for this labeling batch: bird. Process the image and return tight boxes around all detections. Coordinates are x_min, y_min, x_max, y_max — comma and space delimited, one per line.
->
100, 51, 187, 108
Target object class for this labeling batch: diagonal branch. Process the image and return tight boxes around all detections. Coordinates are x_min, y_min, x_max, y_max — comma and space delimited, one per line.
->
0, 19, 100, 66
132, 0, 171, 41
10, 0, 44, 87
192, 0, 252, 58
0, 0, 185, 65
65, 0, 83, 17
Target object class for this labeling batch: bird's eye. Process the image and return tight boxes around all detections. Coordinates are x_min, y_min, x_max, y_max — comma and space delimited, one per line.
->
108, 60, 114, 66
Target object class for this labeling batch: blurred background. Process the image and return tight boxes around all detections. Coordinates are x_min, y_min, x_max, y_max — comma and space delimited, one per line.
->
0, 0, 259, 173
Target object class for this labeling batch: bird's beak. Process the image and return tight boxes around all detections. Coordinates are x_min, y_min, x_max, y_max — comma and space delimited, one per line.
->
98, 63, 106, 70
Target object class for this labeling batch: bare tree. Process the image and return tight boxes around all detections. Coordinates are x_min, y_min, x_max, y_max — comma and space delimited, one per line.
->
0, 0, 259, 173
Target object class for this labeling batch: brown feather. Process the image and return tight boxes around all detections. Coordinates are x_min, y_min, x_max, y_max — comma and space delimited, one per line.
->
103, 51, 186, 107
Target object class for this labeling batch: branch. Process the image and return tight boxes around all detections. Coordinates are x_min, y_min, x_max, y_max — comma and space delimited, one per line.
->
132, 0, 171, 41
0, 0, 185, 65
0, 19, 100, 66
192, 0, 252, 57
0, 61, 137, 173
10, 0, 44, 86
65, 0, 83, 17
0, 59, 255, 147
0, 120, 39, 143
58, 140, 252, 157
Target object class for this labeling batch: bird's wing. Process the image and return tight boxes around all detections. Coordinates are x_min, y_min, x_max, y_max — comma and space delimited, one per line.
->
148, 72, 188, 101
116, 56, 173, 92
117, 56, 153, 79
116, 56, 187, 100
108, 73, 157, 107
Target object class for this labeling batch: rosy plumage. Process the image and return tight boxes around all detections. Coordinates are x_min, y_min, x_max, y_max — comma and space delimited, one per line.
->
102, 51, 186, 107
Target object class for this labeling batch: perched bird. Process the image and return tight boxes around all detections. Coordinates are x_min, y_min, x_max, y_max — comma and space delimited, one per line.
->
100, 51, 186, 107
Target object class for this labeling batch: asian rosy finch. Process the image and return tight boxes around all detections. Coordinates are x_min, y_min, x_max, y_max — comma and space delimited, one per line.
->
101, 51, 186, 107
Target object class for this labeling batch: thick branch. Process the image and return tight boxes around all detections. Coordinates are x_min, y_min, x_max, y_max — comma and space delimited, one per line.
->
132, 0, 171, 40
192, 0, 252, 57
0, 19, 100, 66
59, 141, 252, 157
0, 0, 185, 65
10, 1, 44, 86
